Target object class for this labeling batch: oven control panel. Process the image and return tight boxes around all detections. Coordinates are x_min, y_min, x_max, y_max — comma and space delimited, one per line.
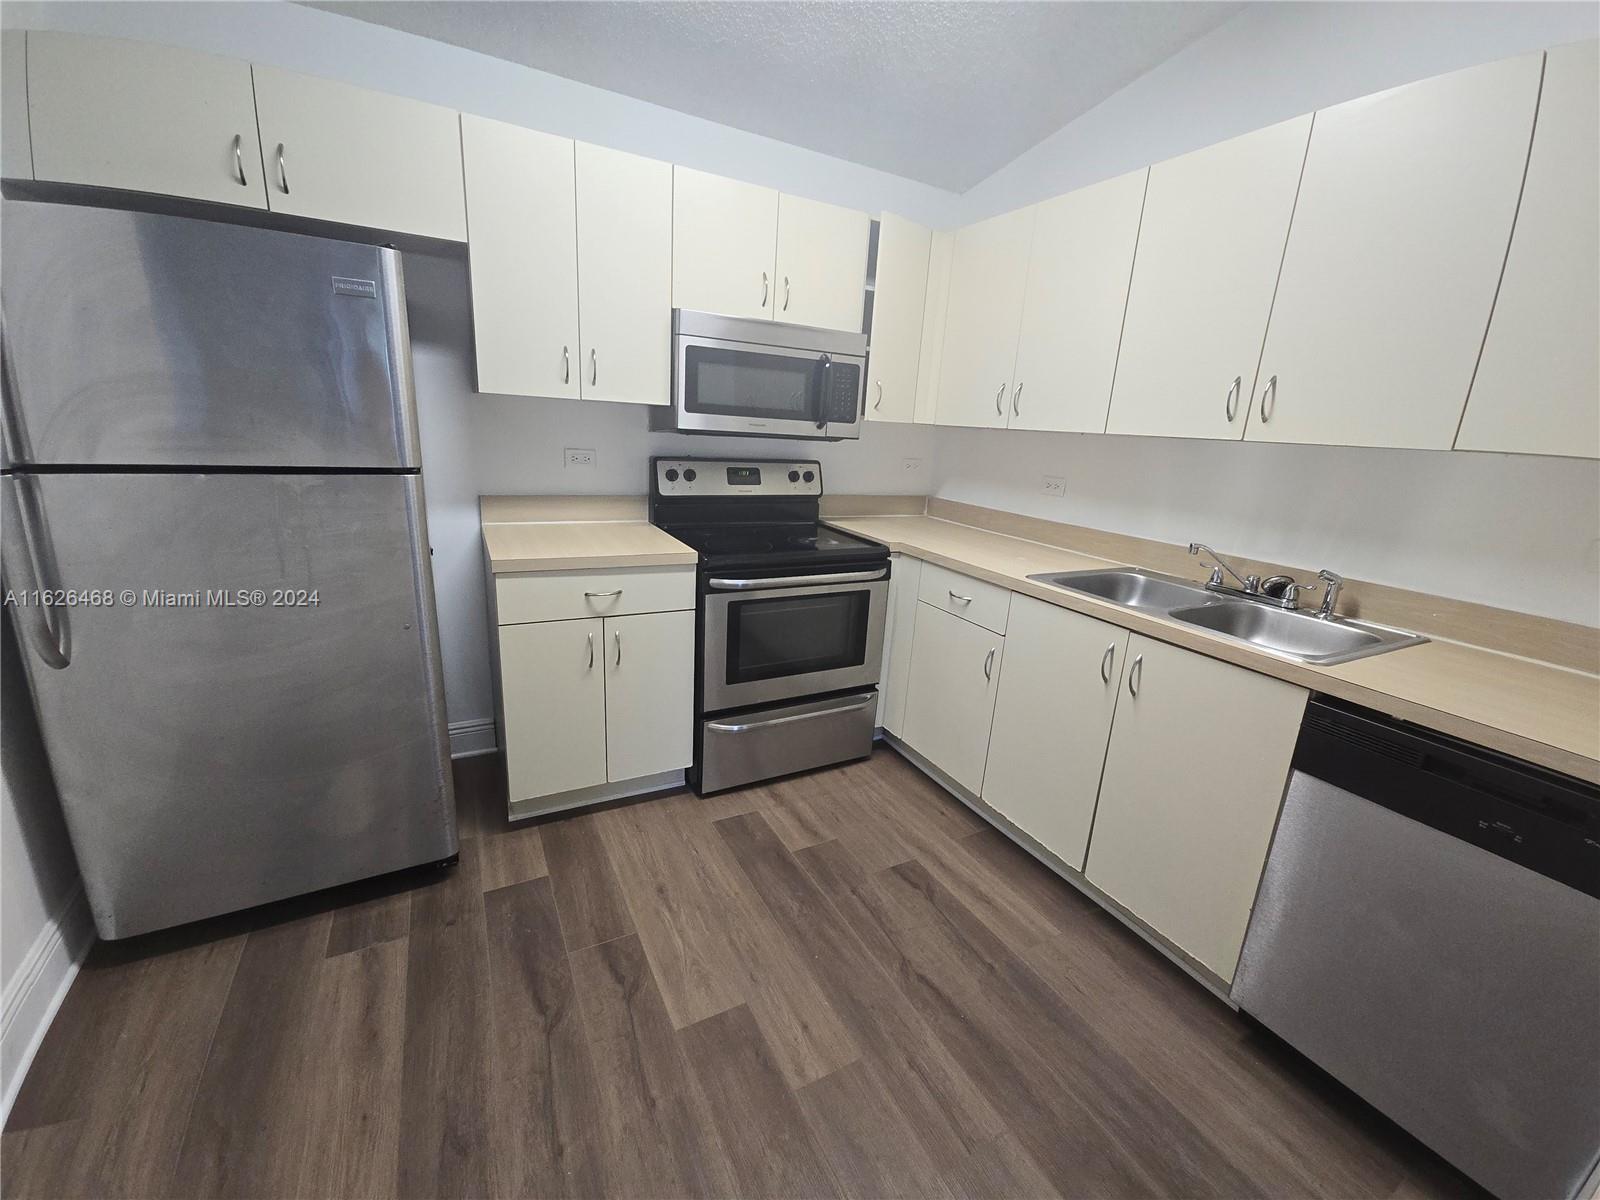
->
654, 458, 821, 497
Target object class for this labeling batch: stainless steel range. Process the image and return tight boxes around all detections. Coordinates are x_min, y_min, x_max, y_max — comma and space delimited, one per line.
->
649, 457, 889, 793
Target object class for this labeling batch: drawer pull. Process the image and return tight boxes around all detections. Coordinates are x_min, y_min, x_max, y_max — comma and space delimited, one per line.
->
948, 590, 974, 604
584, 589, 623, 599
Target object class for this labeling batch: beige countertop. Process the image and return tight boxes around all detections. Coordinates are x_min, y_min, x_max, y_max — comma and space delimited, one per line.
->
827, 514, 1600, 784
480, 496, 696, 574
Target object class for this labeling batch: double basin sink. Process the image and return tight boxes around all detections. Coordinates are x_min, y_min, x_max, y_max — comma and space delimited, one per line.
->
1027, 568, 1427, 666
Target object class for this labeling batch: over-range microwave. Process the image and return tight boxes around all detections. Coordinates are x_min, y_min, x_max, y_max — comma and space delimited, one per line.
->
651, 309, 867, 441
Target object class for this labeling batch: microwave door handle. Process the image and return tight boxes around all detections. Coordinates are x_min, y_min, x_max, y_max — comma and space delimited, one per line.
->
814, 353, 832, 430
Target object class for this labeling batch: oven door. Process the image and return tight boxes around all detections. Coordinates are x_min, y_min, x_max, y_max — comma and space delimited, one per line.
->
702, 570, 888, 710
674, 332, 831, 438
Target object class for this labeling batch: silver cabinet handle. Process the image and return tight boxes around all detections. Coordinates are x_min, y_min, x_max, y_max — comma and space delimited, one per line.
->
587, 632, 595, 670
1100, 643, 1115, 683
0, 474, 71, 669
995, 383, 1005, 415
614, 631, 622, 667
948, 589, 973, 604
983, 647, 995, 681
276, 142, 289, 194
1225, 375, 1241, 422
584, 589, 623, 599
783, 275, 791, 311
709, 569, 886, 590
590, 347, 597, 385
562, 345, 570, 384
1129, 653, 1143, 696
874, 381, 883, 411
1260, 374, 1278, 423
762, 271, 769, 306
232, 134, 247, 187
1012, 382, 1023, 417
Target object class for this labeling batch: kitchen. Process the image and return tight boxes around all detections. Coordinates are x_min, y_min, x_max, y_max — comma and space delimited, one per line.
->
2, 2, 1598, 1198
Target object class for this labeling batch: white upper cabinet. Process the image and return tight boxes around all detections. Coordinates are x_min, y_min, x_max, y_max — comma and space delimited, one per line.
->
865, 214, 933, 423
775, 194, 871, 331
672, 166, 778, 320
461, 114, 579, 399
1010, 168, 1147, 434
912, 230, 955, 424
252, 65, 467, 241
575, 142, 673, 407
1106, 115, 1311, 441
1247, 53, 1543, 449
1457, 40, 1600, 459
935, 206, 1035, 428
2, 32, 31, 179
26, 32, 267, 208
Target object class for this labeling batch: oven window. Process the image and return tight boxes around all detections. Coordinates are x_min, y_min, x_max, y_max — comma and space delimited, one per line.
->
726, 591, 869, 683
684, 345, 818, 421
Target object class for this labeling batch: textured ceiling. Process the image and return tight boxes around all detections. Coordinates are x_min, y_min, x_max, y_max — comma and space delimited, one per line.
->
303, 1, 1243, 191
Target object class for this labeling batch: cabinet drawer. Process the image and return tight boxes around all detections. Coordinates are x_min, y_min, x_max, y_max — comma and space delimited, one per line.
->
917, 562, 1011, 633
496, 566, 694, 625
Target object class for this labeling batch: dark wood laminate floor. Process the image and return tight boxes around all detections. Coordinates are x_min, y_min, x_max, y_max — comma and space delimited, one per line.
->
2, 747, 1488, 1200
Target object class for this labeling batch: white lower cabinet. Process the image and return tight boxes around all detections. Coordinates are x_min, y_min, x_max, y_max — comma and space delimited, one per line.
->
494, 568, 693, 811
982, 596, 1129, 871
1084, 633, 1307, 982
901, 601, 1005, 794
878, 555, 923, 735
602, 609, 694, 782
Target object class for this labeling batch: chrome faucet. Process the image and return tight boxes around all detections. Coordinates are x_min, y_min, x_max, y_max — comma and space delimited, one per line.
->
1188, 543, 1260, 595
1316, 569, 1345, 619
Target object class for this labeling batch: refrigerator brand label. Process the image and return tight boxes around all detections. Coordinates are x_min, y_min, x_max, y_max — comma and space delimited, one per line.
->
331, 276, 379, 299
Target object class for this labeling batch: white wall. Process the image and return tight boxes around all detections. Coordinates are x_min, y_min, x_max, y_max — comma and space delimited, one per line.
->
959, 1, 1600, 222
934, 430, 1600, 626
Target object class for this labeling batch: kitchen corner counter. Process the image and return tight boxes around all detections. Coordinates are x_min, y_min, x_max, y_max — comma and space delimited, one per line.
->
828, 513, 1600, 784
480, 495, 697, 574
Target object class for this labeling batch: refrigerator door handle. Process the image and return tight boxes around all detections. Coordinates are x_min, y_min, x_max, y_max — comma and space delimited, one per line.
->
1, 474, 71, 668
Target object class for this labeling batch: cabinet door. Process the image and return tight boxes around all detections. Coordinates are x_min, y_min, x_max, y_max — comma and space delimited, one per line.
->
878, 555, 923, 735
901, 603, 1004, 794
1010, 169, 1147, 434
27, 32, 266, 208
774, 194, 871, 331
935, 207, 1035, 428
252, 65, 466, 241
672, 166, 778, 319
982, 596, 1129, 871
1247, 53, 1542, 449
576, 142, 673, 406
2, 32, 31, 180
865, 214, 932, 423
1086, 635, 1307, 982
605, 610, 695, 782
912, 231, 955, 424
1457, 40, 1600, 459
1106, 115, 1310, 440
500, 618, 607, 802
461, 115, 579, 399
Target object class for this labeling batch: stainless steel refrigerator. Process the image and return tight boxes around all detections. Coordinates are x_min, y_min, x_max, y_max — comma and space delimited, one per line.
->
1, 201, 457, 940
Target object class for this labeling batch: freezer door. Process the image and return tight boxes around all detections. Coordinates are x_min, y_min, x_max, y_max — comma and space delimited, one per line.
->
0, 201, 418, 469
3, 471, 456, 938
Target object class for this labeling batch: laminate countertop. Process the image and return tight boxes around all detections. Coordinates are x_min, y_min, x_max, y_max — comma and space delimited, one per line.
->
481, 496, 697, 574
827, 514, 1600, 785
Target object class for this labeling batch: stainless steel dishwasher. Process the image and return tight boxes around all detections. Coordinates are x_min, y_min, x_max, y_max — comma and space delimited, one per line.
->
1232, 698, 1600, 1200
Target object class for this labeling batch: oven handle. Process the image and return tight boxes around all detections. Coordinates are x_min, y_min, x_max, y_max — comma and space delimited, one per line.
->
707, 569, 887, 590
706, 694, 876, 734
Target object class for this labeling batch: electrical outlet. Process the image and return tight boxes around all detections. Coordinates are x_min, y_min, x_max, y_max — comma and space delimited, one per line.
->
564, 447, 596, 470
1041, 475, 1066, 498
901, 457, 924, 474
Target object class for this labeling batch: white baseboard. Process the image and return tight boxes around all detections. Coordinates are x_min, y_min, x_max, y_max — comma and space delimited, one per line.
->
448, 718, 498, 759
1, 887, 94, 1125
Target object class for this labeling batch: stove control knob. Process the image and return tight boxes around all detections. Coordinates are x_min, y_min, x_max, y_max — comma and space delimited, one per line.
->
664, 468, 679, 482
787, 470, 800, 483
802, 470, 815, 483
683, 468, 697, 482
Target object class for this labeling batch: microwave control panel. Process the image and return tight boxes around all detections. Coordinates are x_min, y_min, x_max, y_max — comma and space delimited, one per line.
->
825, 363, 862, 423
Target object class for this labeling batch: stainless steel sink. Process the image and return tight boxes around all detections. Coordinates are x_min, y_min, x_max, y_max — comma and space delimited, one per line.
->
1026, 568, 1215, 613
1027, 567, 1427, 665
1166, 601, 1428, 665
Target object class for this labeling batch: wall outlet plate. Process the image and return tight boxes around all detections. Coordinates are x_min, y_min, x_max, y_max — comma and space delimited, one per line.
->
564, 447, 597, 470
901, 457, 924, 474
1041, 475, 1066, 498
